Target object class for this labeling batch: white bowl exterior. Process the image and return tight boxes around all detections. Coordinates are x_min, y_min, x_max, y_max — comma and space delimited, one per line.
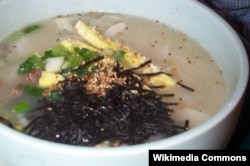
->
0, 0, 248, 165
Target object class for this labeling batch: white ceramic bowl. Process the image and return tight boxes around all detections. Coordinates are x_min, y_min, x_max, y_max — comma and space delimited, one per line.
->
0, 0, 248, 165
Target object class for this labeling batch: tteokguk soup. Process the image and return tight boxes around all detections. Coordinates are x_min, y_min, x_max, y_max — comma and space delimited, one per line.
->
0, 13, 228, 147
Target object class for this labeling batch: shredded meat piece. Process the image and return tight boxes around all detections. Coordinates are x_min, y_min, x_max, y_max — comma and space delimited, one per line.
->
11, 84, 23, 97
25, 69, 42, 83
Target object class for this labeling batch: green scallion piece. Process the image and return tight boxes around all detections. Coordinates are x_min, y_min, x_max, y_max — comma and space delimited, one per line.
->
22, 25, 40, 34
41, 45, 71, 62
8, 24, 40, 41
24, 85, 44, 96
8, 31, 23, 41
46, 90, 61, 102
13, 101, 31, 113
74, 47, 98, 60
17, 54, 43, 74
114, 50, 125, 61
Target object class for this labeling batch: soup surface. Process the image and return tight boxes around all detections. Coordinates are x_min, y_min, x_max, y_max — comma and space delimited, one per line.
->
0, 12, 228, 146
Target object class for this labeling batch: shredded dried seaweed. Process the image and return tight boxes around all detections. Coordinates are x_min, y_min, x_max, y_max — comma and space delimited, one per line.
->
177, 82, 195, 92
23, 61, 188, 147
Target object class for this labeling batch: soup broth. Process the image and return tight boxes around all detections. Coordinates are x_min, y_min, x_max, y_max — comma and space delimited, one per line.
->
0, 13, 228, 146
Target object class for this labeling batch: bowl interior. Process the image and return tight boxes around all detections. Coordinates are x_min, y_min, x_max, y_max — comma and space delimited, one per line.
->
0, 0, 246, 93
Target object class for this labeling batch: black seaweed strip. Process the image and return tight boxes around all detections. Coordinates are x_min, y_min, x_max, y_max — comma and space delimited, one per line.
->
148, 85, 165, 89
184, 120, 190, 130
177, 82, 195, 92
121, 60, 152, 73
163, 102, 179, 106
60, 56, 104, 74
138, 71, 173, 77
160, 94, 175, 97
23, 60, 187, 146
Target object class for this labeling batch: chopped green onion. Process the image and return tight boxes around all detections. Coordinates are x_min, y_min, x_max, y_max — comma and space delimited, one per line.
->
22, 25, 40, 34
50, 45, 71, 56
75, 65, 94, 76
66, 55, 84, 69
24, 85, 44, 96
114, 50, 125, 61
8, 25, 40, 41
74, 47, 98, 60
46, 90, 61, 102
8, 31, 23, 41
17, 54, 43, 74
41, 45, 71, 62
42, 50, 54, 61
13, 101, 31, 113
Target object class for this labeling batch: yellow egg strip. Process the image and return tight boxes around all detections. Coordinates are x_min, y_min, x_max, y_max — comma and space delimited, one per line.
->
66, 21, 176, 90
61, 38, 102, 54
